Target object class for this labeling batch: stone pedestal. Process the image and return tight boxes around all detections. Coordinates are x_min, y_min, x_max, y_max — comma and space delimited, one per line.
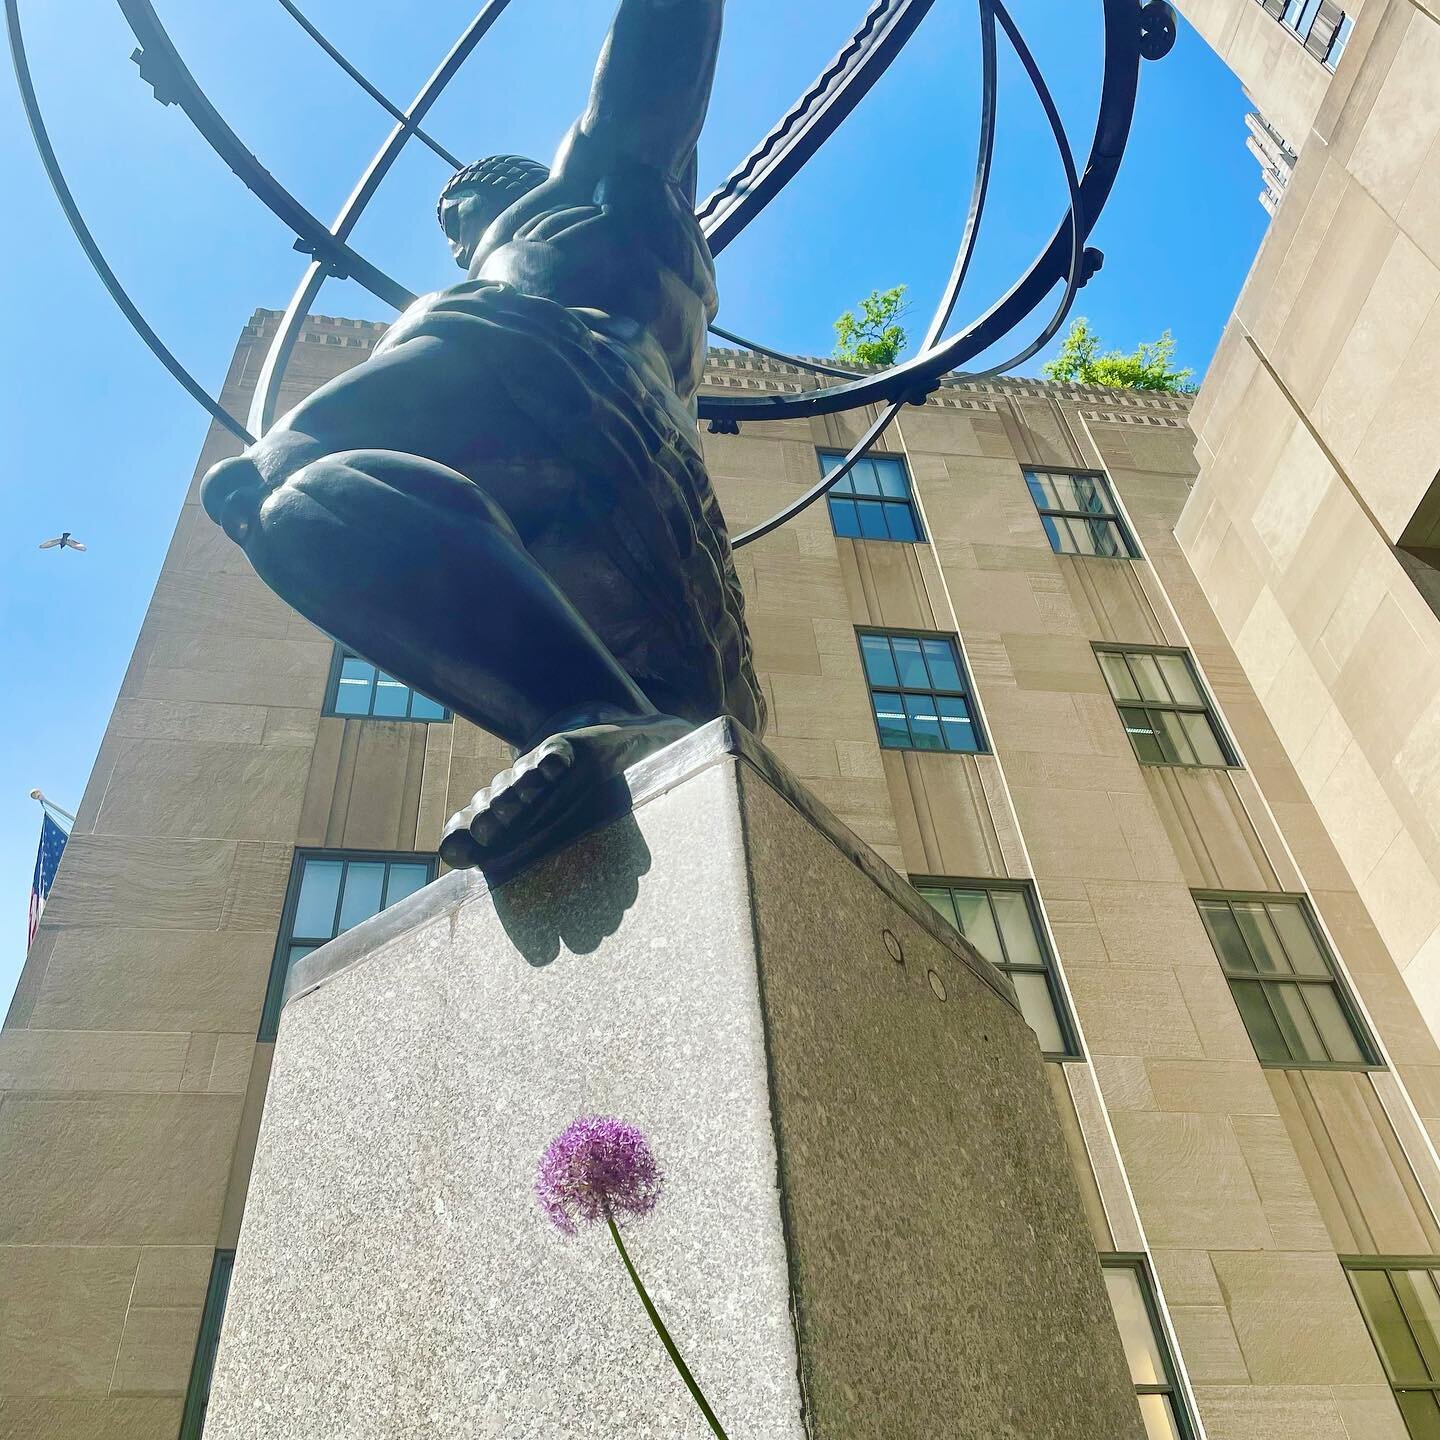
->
206, 721, 1144, 1439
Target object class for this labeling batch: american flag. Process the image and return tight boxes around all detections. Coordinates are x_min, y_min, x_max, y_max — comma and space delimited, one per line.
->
28, 813, 68, 949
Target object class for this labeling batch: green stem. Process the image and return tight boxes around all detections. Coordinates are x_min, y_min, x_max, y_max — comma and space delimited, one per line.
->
605, 1209, 730, 1439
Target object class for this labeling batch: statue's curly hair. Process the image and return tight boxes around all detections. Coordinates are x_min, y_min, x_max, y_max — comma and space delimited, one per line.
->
436, 155, 551, 236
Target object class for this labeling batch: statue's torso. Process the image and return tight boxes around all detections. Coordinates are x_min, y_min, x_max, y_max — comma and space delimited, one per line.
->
468, 161, 717, 402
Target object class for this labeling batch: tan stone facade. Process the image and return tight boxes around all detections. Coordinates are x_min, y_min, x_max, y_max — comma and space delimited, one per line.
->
1174, 1, 1440, 1073
7, 311, 1440, 1436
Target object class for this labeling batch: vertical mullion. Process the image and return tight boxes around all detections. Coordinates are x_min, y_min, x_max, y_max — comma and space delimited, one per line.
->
987, 891, 1012, 968
1256, 979, 1300, 1064
1292, 981, 1338, 1063
330, 859, 348, 941
379, 863, 393, 910
363, 664, 377, 717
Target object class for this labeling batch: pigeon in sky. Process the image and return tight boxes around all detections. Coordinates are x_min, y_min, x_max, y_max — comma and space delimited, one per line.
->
38, 531, 87, 552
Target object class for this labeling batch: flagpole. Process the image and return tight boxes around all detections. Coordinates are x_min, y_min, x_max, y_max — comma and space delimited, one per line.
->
29, 789, 74, 826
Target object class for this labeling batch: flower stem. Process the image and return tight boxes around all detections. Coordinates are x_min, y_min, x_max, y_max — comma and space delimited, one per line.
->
605, 1210, 730, 1439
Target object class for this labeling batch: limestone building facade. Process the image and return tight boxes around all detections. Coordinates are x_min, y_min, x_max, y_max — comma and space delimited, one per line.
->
1171, 0, 1440, 1092
8, 313, 1440, 1437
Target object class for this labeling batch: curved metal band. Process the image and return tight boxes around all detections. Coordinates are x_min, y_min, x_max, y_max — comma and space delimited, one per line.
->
116, 0, 416, 312
730, 0, 1087, 547
731, 400, 902, 549
5, 0, 253, 442
707, 325, 863, 381
273, 0, 463, 170
698, 0, 937, 257
696, 0, 1146, 423
247, 0, 516, 437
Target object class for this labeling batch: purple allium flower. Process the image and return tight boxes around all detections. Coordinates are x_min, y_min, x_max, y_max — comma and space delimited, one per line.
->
535, 1115, 663, 1237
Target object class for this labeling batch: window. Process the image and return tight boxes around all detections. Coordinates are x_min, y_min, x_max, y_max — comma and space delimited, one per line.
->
913, 879, 1078, 1058
1347, 1261, 1440, 1437
1195, 892, 1379, 1069
821, 451, 923, 542
179, 1250, 235, 1440
1096, 646, 1236, 768
858, 630, 984, 754
1325, 13, 1354, 68
324, 646, 448, 721
260, 850, 437, 1040
1102, 1258, 1195, 1440
1024, 469, 1137, 558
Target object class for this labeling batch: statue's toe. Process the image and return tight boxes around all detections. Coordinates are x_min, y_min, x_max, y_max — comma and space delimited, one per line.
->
201, 456, 267, 544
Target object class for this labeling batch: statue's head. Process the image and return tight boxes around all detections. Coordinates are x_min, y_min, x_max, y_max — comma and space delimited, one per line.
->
437, 155, 551, 268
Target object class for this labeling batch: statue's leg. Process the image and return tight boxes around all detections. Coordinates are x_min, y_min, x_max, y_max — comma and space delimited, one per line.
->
202, 447, 690, 866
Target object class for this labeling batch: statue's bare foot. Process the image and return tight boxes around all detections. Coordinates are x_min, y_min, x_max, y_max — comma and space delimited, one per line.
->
438, 713, 694, 870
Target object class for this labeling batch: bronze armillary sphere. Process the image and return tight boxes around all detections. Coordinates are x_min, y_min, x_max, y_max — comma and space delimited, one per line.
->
9, 0, 1177, 870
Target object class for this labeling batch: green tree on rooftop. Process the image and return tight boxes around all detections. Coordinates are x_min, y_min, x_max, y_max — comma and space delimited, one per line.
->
1042, 318, 1196, 393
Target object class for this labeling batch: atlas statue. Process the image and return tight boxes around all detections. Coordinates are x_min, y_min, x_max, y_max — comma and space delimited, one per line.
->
201, 0, 757, 869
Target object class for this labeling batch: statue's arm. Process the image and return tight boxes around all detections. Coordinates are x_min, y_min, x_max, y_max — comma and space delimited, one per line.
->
566, 0, 724, 182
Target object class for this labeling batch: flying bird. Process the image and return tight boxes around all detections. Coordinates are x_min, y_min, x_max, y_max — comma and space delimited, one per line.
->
38, 531, 87, 552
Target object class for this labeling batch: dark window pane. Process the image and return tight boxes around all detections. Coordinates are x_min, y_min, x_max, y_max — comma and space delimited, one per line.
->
334, 657, 375, 716
1152, 709, 1193, 765
872, 692, 910, 749
936, 695, 979, 752
828, 498, 862, 537
1012, 972, 1067, 1055
337, 863, 387, 933
1199, 901, 1258, 973
1229, 979, 1291, 1061
371, 673, 410, 718
860, 635, 899, 687
1393, 1270, 1440, 1382
293, 860, 344, 940
891, 637, 929, 689
875, 457, 910, 498
1233, 902, 1291, 974
1397, 1392, 1440, 1440
1119, 706, 1165, 764
921, 639, 964, 692
1352, 1270, 1428, 1384
904, 693, 944, 750
410, 693, 446, 722
885, 503, 921, 542
857, 500, 889, 540
384, 864, 431, 907
1270, 982, 1327, 1061
1301, 985, 1365, 1064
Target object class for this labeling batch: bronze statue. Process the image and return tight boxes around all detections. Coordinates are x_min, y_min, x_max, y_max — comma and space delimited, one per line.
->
200, 0, 760, 869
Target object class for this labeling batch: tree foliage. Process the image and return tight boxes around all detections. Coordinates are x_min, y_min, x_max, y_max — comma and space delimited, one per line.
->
1041, 318, 1196, 393
833, 285, 911, 368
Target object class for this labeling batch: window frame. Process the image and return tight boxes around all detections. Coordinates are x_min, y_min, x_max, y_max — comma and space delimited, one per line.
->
1343, 1256, 1440, 1434
1024, 466, 1140, 560
818, 448, 925, 544
322, 644, 451, 723
856, 627, 988, 755
1094, 643, 1240, 770
911, 875, 1081, 1060
1101, 1254, 1197, 1440
260, 848, 439, 1041
1193, 889, 1382, 1072
179, 1249, 235, 1440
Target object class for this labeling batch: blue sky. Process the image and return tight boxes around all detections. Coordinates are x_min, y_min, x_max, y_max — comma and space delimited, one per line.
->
0, 1, 1266, 1006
